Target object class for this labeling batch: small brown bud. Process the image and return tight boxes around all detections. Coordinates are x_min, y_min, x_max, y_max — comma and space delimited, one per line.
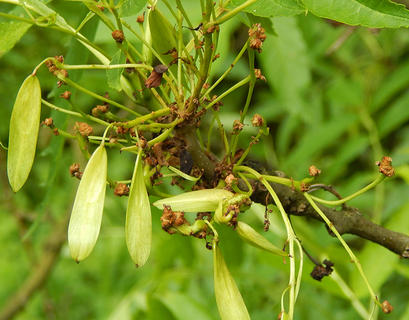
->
136, 14, 145, 23
114, 183, 130, 196
212, 53, 220, 62
43, 118, 54, 127
75, 122, 93, 137
300, 182, 309, 192
203, 83, 210, 89
112, 29, 125, 43
254, 68, 266, 81
224, 174, 237, 186
376, 156, 395, 177
52, 128, 59, 136
55, 55, 64, 63
232, 120, 244, 134
60, 90, 71, 100
69, 163, 82, 179
251, 114, 264, 127
381, 300, 393, 314
309, 165, 321, 177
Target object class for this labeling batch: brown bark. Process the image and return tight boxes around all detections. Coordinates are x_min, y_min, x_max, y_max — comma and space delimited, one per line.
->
180, 126, 409, 258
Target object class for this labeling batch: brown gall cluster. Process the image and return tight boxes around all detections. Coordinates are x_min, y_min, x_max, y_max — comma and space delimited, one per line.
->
160, 205, 188, 234
224, 174, 237, 187
75, 122, 93, 137
308, 165, 321, 177
381, 300, 393, 314
112, 29, 124, 43
254, 68, 266, 81
310, 259, 334, 281
45, 55, 68, 84
232, 120, 244, 134
251, 114, 264, 127
376, 156, 394, 177
92, 104, 109, 117
248, 23, 266, 53
114, 183, 130, 197
60, 91, 71, 100
42, 117, 54, 128
145, 64, 168, 88
69, 163, 82, 180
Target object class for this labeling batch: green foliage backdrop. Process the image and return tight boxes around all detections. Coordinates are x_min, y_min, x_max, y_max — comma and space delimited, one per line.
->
1, 0, 409, 319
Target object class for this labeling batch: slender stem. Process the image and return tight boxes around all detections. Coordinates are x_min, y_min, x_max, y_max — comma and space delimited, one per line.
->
212, 0, 258, 25
60, 63, 151, 70
177, 9, 184, 99
234, 165, 297, 319
304, 193, 381, 309
41, 99, 110, 126
58, 76, 140, 116
331, 270, 370, 319
234, 130, 263, 166
214, 112, 230, 156
202, 40, 249, 99
310, 175, 385, 206
147, 127, 175, 147
118, 108, 171, 128
205, 75, 251, 110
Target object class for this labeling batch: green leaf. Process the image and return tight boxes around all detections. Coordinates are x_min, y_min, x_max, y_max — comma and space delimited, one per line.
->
0, 20, 31, 58
68, 145, 107, 262
126, 152, 152, 267
378, 90, 409, 137
24, 0, 71, 29
231, 0, 304, 17
303, 0, 409, 28
7, 74, 41, 192
107, 49, 126, 91
283, 114, 358, 177
119, 0, 147, 17
259, 17, 311, 121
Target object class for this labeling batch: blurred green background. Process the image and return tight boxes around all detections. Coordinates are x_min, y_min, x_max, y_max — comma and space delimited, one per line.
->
1, 1, 409, 319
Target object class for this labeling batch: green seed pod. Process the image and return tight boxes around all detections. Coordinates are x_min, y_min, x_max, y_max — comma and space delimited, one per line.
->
149, 7, 177, 64
213, 242, 250, 320
7, 74, 41, 192
236, 221, 288, 257
153, 189, 234, 212
68, 145, 107, 262
126, 152, 152, 267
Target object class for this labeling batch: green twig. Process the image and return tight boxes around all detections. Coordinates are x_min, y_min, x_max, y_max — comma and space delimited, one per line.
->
304, 193, 381, 309
310, 175, 385, 206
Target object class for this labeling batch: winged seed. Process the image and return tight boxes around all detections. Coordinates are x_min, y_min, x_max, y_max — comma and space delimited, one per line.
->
68, 145, 107, 262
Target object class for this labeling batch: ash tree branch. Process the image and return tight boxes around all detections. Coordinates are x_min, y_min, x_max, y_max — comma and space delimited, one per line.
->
250, 181, 409, 258
180, 126, 409, 258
